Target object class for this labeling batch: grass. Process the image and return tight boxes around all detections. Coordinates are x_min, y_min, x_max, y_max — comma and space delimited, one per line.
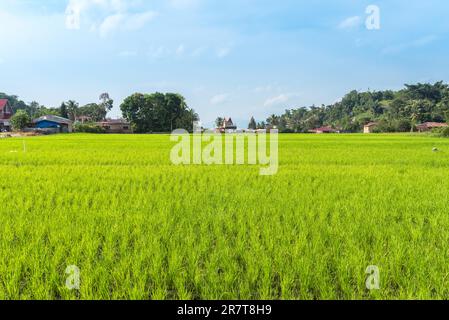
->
0, 133, 449, 300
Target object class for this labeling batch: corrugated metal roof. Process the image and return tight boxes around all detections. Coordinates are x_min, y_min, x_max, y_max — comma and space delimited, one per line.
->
33, 115, 73, 125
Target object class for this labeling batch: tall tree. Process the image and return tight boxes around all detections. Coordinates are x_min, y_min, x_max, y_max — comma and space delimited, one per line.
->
99, 93, 114, 113
78, 103, 107, 122
267, 114, 279, 127
60, 102, 69, 119
248, 117, 257, 130
215, 117, 224, 128
257, 121, 266, 129
66, 100, 79, 121
165, 93, 186, 131
28, 101, 40, 118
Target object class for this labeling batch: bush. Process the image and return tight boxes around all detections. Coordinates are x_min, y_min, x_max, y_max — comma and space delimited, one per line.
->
11, 110, 31, 131
375, 120, 395, 133
395, 119, 412, 132
437, 126, 449, 137
374, 119, 412, 133
74, 123, 106, 133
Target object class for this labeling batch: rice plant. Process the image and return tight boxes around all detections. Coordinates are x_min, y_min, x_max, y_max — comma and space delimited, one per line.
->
0, 133, 448, 300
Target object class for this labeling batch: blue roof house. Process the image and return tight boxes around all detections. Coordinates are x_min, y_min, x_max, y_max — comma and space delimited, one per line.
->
33, 115, 73, 133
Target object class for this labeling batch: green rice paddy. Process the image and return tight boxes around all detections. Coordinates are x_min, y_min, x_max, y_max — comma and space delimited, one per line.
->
0, 133, 449, 300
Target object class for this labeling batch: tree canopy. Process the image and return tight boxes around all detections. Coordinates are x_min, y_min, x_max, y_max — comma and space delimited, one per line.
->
248, 117, 257, 130
120, 92, 199, 133
0, 93, 114, 122
10, 110, 31, 131
3, 81, 449, 134
266, 82, 449, 133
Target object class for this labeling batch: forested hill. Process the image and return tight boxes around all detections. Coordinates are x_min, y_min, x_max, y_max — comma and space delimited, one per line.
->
266, 82, 449, 133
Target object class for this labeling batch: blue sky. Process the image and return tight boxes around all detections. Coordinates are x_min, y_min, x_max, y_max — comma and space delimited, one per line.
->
1, 0, 449, 127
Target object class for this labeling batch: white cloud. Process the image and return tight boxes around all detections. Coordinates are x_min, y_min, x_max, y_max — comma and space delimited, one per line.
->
338, 16, 361, 29
65, 0, 123, 29
125, 11, 158, 30
99, 13, 124, 36
98, 11, 157, 37
216, 47, 231, 58
264, 94, 289, 107
65, 0, 156, 35
210, 94, 229, 105
263, 92, 301, 107
176, 44, 185, 56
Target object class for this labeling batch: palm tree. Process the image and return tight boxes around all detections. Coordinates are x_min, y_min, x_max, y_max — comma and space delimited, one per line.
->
66, 100, 79, 122
409, 100, 422, 132
267, 114, 279, 127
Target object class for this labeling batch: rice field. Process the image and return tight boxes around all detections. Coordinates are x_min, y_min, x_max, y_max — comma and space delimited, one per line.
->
1, 133, 449, 300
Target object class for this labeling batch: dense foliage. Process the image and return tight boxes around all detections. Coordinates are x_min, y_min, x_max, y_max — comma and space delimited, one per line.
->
266, 82, 449, 133
120, 92, 199, 133
74, 122, 106, 133
0, 93, 114, 122
10, 110, 30, 131
4, 82, 449, 134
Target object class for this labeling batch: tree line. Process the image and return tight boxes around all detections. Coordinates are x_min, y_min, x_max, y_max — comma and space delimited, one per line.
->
4, 81, 449, 133
1, 91, 199, 133
259, 82, 449, 133
0, 92, 114, 122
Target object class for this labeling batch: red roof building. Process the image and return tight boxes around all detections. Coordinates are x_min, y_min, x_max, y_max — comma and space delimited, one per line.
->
0, 99, 12, 119
416, 122, 448, 132
309, 126, 339, 134
0, 99, 12, 131
96, 119, 133, 134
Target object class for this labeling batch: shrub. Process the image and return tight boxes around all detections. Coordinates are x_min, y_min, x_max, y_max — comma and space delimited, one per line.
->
437, 126, 449, 137
11, 110, 31, 131
375, 120, 395, 133
395, 119, 412, 132
74, 122, 106, 133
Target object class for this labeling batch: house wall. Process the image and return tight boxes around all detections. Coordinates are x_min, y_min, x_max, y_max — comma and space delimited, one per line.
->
36, 120, 60, 129
36, 120, 73, 133
0, 106, 12, 120
0, 120, 11, 132
101, 123, 132, 134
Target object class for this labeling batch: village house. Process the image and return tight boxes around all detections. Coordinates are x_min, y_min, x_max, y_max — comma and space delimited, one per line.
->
0, 99, 13, 132
218, 117, 237, 133
75, 115, 93, 124
33, 115, 73, 133
364, 122, 379, 134
416, 122, 448, 132
309, 126, 340, 134
96, 119, 133, 134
